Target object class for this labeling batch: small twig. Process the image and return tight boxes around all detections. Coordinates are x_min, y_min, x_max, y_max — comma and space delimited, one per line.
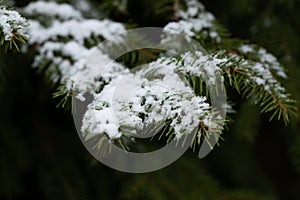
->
172, 0, 180, 21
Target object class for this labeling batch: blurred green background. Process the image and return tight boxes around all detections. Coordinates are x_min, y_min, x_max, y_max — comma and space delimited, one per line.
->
1, 0, 300, 199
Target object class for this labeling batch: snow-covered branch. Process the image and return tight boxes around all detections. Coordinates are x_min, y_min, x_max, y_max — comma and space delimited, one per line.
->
20, 0, 296, 151
0, 5, 28, 51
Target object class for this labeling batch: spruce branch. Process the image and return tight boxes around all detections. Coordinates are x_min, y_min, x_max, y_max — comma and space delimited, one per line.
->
213, 50, 297, 124
20, 0, 297, 153
0, 4, 28, 52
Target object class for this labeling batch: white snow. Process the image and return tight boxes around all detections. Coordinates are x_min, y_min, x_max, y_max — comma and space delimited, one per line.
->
71, 48, 129, 95
162, 0, 220, 45
239, 44, 253, 53
0, 6, 28, 41
239, 44, 287, 79
18, 0, 291, 145
23, 1, 82, 20
28, 19, 126, 45
81, 51, 222, 140
23, 1, 127, 92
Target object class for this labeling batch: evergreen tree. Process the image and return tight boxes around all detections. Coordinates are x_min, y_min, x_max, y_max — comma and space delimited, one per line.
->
1, 0, 300, 199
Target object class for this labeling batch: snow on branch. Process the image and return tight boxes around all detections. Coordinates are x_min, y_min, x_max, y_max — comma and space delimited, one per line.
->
162, 0, 220, 45
20, 0, 296, 151
22, 1, 126, 85
23, 1, 82, 21
162, 0, 296, 124
0, 5, 28, 51
81, 51, 223, 142
21, 1, 224, 145
213, 48, 296, 124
